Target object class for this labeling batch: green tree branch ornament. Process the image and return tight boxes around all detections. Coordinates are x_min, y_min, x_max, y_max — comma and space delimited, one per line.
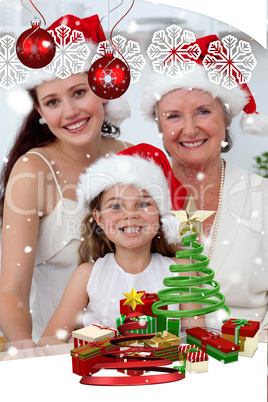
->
151, 196, 230, 327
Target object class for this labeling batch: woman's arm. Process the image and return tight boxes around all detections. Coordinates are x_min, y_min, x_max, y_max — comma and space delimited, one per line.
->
0, 156, 42, 348
39, 262, 93, 346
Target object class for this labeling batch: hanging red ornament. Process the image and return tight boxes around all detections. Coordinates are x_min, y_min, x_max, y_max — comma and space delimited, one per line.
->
88, 50, 131, 99
16, 19, 56, 69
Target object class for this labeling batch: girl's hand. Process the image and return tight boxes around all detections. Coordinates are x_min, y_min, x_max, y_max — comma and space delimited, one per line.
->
7, 338, 47, 359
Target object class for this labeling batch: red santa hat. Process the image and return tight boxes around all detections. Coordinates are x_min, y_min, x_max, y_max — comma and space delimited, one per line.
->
24, 14, 130, 127
76, 143, 187, 244
142, 34, 268, 136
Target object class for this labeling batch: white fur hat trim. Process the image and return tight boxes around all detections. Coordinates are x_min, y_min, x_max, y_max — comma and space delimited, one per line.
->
77, 154, 180, 244
142, 65, 249, 120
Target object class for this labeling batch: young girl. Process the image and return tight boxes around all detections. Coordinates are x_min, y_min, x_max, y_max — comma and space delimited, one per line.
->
0, 14, 131, 352
39, 145, 201, 346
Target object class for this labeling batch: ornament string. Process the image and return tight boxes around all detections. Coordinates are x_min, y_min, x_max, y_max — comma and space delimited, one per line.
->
20, 0, 47, 52
109, 0, 135, 70
100, 0, 135, 71
22, 24, 40, 52
20, 0, 46, 25
20, 0, 32, 14
99, 0, 123, 38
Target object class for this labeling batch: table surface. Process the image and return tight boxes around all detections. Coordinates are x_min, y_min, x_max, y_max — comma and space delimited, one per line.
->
0, 341, 266, 402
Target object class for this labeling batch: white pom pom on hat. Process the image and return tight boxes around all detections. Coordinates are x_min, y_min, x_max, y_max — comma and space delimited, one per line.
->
142, 34, 268, 136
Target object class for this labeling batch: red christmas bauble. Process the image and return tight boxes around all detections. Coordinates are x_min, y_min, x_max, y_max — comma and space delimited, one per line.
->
88, 51, 131, 99
16, 20, 56, 69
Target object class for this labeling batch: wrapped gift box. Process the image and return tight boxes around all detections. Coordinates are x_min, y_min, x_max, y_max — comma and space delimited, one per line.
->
179, 345, 208, 374
72, 324, 117, 348
70, 337, 119, 376
148, 347, 179, 362
144, 330, 180, 348
116, 314, 156, 334
155, 315, 181, 334
167, 318, 180, 337
221, 318, 260, 357
120, 292, 167, 317
144, 331, 180, 362
178, 344, 199, 361
186, 327, 240, 364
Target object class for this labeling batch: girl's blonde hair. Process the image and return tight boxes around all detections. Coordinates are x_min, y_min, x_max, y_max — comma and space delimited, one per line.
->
78, 192, 177, 265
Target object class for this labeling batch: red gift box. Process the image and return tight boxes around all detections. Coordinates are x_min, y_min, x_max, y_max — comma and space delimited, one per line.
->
179, 344, 199, 361
186, 327, 240, 364
221, 318, 260, 356
71, 337, 119, 376
184, 349, 208, 363
179, 344, 208, 362
221, 318, 260, 338
120, 291, 167, 317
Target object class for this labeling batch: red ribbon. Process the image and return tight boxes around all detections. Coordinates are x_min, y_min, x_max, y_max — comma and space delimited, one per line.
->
88, 341, 104, 348
80, 363, 184, 386
200, 331, 220, 352
140, 292, 157, 300
93, 324, 117, 338
86, 340, 107, 356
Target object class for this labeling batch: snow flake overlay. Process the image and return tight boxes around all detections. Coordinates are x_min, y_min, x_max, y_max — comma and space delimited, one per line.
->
147, 25, 201, 79
44, 25, 91, 79
92, 36, 146, 84
203, 35, 257, 90
0, 35, 29, 89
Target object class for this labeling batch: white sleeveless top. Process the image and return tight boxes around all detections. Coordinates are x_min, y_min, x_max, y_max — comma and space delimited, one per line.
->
27, 152, 84, 341
83, 252, 177, 328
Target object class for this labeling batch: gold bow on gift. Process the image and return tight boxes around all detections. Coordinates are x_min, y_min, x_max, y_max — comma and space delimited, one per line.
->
150, 330, 180, 348
155, 330, 168, 339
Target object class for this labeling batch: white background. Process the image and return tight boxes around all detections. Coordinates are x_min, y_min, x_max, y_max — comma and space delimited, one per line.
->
0, 0, 267, 400
0, 342, 266, 402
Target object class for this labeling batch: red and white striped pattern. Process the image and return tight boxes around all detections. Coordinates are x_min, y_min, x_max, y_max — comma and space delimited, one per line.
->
73, 338, 89, 348
179, 344, 199, 354
179, 344, 208, 362
185, 350, 208, 363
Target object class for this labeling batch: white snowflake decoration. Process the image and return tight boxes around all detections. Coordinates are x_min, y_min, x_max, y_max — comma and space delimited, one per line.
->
203, 35, 257, 90
99, 68, 117, 88
147, 25, 201, 79
92, 35, 146, 83
0, 35, 29, 89
43, 25, 91, 79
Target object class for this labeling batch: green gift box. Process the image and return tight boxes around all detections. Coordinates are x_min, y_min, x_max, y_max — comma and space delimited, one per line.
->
156, 316, 180, 335
116, 314, 156, 334
168, 318, 180, 337
186, 327, 240, 364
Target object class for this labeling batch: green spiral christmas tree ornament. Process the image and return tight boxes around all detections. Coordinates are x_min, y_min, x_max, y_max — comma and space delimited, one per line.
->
151, 196, 230, 324
151, 233, 230, 320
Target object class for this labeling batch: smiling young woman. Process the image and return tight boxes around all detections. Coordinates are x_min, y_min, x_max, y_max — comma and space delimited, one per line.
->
0, 14, 132, 353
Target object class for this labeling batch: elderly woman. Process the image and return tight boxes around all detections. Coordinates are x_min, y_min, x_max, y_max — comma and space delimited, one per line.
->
142, 35, 268, 336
